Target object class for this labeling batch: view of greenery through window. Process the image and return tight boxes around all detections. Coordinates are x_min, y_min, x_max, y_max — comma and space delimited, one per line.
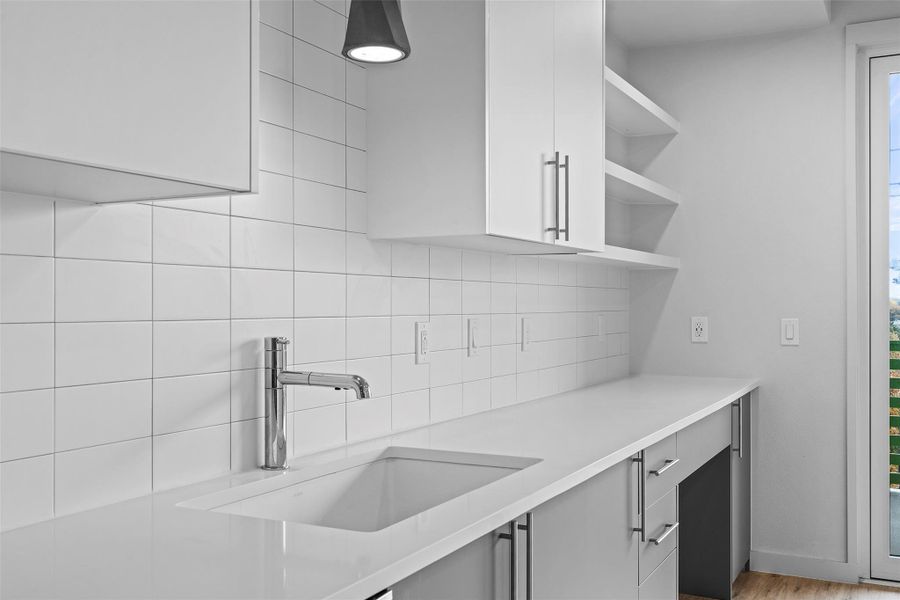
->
886, 73, 899, 509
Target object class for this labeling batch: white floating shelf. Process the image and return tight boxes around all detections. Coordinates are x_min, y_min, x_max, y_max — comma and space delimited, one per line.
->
605, 66, 680, 137
605, 160, 681, 206
581, 245, 680, 270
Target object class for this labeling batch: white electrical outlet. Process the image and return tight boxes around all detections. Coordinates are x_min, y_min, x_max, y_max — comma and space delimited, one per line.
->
781, 318, 799, 346
521, 317, 532, 352
415, 322, 430, 364
691, 316, 708, 343
467, 318, 480, 357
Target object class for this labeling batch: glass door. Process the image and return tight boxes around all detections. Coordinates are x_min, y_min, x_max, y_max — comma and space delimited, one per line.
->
871, 53, 900, 581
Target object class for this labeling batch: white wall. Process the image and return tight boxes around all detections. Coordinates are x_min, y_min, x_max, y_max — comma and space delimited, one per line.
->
0, 0, 630, 531
628, 0, 900, 570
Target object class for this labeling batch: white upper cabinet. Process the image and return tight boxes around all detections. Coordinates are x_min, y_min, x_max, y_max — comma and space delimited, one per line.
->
0, 0, 257, 203
367, 0, 605, 254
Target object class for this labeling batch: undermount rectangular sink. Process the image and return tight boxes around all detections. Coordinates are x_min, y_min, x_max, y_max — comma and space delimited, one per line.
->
179, 447, 540, 532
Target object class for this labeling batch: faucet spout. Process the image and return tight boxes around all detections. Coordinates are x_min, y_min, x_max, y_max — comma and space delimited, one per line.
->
278, 370, 371, 399
262, 337, 372, 470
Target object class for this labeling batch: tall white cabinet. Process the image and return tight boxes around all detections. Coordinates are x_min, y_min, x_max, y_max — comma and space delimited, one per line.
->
0, 0, 258, 203
367, 0, 605, 254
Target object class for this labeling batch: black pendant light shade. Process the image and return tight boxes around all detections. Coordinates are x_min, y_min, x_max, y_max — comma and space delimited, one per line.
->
342, 0, 411, 64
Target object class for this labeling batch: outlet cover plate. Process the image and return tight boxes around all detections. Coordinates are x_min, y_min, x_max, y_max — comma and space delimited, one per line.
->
691, 316, 708, 343
415, 322, 430, 364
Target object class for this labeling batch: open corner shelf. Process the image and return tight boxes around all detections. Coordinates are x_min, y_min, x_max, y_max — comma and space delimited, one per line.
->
581, 245, 680, 270
605, 66, 680, 137
605, 160, 681, 206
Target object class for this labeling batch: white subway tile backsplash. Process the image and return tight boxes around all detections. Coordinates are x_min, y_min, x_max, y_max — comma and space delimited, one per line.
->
294, 272, 346, 316
347, 233, 391, 275
55, 324, 149, 387
0, 323, 53, 392
430, 349, 462, 387
293, 403, 345, 455
430, 247, 462, 280
392, 243, 429, 278
232, 171, 294, 224
292, 318, 345, 363
231, 318, 294, 370
0, 455, 53, 531
294, 40, 345, 100
231, 217, 294, 271
346, 105, 366, 150
293, 84, 345, 143
346, 63, 366, 108
55, 380, 151, 452
260, 23, 292, 80
391, 316, 426, 355
294, 178, 345, 230
347, 275, 391, 316
462, 348, 491, 382
463, 379, 492, 415
462, 281, 491, 314
153, 425, 230, 491
294, 224, 346, 273
0, 193, 53, 256
260, 122, 294, 175
153, 320, 230, 378
430, 384, 462, 423
56, 202, 151, 262
55, 438, 151, 517
391, 277, 429, 316
391, 354, 428, 394
0, 255, 53, 323
260, 72, 293, 129
347, 396, 390, 442
231, 417, 264, 472
346, 147, 366, 192
462, 252, 491, 282
293, 0, 345, 55
0, 389, 53, 462
231, 269, 293, 318
491, 344, 517, 377
153, 373, 230, 435
153, 265, 230, 321
429, 315, 462, 351
294, 132, 346, 187
154, 195, 230, 215
55, 259, 151, 322
316, 0, 347, 16
346, 190, 367, 233
346, 317, 390, 359
153, 207, 229, 267
430, 280, 461, 315
392, 390, 429, 431
491, 254, 517, 283
260, 0, 292, 33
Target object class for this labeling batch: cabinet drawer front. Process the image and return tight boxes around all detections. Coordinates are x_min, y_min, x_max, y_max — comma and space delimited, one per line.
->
639, 488, 677, 583
676, 405, 731, 483
639, 548, 677, 600
644, 434, 678, 507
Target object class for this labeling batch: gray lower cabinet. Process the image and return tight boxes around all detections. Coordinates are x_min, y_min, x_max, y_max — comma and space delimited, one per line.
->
392, 398, 752, 600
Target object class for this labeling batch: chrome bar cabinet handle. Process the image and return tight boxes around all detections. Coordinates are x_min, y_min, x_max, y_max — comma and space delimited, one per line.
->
545, 151, 561, 239
649, 522, 679, 546
632, 450, 646, 542
649, 458, 679, 477
732, 396, 744, 459
498, 519, 518, 600
517, 513, 533, 600
562, 154, 570, 242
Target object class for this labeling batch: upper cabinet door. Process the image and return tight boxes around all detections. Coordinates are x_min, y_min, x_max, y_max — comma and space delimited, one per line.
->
1, 0, 256, 202
486, 0, 556, 244
553, 0, 605, 252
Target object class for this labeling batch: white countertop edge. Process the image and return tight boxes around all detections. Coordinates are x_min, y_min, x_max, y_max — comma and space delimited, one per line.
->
328, 378, 759, 600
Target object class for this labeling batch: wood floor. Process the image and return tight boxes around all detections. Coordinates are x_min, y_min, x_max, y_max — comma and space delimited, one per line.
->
679, 571, 900, 599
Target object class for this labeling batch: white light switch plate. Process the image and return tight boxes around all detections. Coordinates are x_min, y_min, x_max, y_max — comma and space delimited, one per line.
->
521, 317, 532, 352
467, 318, 480, 357
415, 322, 430, 364
781, 318, 799, 346
691, 316, 708, 343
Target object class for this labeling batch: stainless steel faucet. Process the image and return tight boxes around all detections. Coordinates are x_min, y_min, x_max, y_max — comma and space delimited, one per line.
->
263, 337, 371, 470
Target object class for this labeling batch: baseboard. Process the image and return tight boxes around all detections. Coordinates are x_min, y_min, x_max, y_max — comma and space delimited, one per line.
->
750, 550, 859, 584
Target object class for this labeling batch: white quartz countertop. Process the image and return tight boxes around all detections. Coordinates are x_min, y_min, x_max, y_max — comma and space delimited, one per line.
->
0, 374, 758, 600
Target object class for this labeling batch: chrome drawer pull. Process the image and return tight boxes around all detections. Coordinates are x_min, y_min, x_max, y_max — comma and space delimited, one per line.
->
649, 458, 679, 476
649, 522, 679, 546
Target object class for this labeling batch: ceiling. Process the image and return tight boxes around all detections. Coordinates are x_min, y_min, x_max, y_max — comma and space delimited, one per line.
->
606, 0, 832, 49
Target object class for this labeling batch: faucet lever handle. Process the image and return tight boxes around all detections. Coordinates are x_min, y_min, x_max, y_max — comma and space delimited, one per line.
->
265, 336, 291, 351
